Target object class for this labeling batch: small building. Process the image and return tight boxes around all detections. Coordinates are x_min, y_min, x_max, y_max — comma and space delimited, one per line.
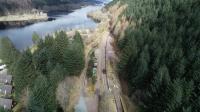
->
0, 85, 12, 97
0, 70, 12, 84
0, 98, 12, 110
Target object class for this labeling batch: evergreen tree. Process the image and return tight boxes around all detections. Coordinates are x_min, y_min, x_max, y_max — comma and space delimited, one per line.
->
13, 49, 36, 99
27, 75, 56, 112
0, 37, 20, 66
63, 46, 84, 75
54, 31, 69, 64
63, 32, 84, 75
111, 0, 200, 111
0, 27, 85, 111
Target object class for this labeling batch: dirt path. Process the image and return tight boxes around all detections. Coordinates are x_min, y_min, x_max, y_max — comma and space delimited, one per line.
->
76, 7, 123, 112
98, 32, 122, 112
92, 10, 122, 111
106, 35, 122, 112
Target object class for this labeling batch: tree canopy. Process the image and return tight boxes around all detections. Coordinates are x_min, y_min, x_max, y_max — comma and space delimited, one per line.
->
111, 0, 200, 111
0, 31, 85, 111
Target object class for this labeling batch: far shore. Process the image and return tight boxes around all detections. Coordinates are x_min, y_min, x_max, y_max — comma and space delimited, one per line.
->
0, 12, 48, 22
0, 11, 49, 29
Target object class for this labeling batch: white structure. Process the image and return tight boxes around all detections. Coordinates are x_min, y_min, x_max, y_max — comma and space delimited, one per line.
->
0, 65, 6, 71
0, 98, 12, 110
0, 85, 12, 96
0, 69, 12, 84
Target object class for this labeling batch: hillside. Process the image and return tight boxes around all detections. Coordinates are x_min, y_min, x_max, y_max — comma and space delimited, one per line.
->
107, 0, 200, 112
0, 0, 32, 16
0, 0, 101, 16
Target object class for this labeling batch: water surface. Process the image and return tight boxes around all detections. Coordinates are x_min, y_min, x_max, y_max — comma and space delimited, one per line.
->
0, 5, 102, 50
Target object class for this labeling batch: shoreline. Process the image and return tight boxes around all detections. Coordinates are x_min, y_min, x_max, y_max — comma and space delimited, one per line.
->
0, 11, 48, 29
0, 1, 102, 30
0, 12, 48, 22
0, 19, 48, 30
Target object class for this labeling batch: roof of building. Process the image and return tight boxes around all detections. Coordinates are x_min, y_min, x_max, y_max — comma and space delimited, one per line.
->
0, 65, 6, 70
0, 75, 12, 84
0, 98, 12, 110
0, 70, 12, 84
0, 69, 8, 75
0, 85, 12, 96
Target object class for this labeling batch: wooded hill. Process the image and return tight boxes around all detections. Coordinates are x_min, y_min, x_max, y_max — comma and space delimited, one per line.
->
0, 0, 100, 16
0, 0, 32, 16
109, 0, 200, 112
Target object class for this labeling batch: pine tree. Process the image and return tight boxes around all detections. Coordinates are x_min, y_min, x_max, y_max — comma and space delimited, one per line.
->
0, 37, 20, 66
112, 0, 200, 111
54, 31, 69, 64
63, 46, 84, 75
13, 49, 36, 99
27, 75, 56, 112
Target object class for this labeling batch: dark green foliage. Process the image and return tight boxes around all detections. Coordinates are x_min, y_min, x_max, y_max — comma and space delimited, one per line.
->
33, 48, 49, 74
54, 31, 69, 64
63, 32, 84, 75
86, 51, 95, 78
0, 106, 11, 112
87, 59, 94, 78
49, 64, 66, 86
112, 0, 200, 111
27, 75, 56, 112
86, 50, 97, 84
13, 49, 36, 100
0, 37, 20, 66
27, 31, 84, 111
0, 31, 85, 111
73, 31, 84, 49
63, 47, 83, 75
